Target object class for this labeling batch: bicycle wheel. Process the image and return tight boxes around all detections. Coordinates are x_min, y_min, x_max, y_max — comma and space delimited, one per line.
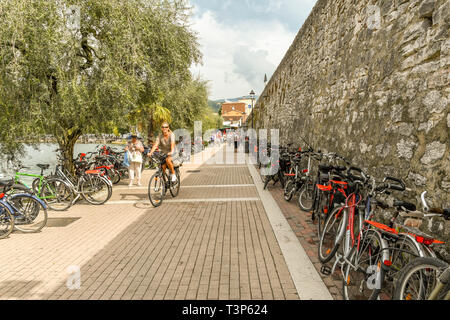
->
40, 178, 74, 211
376, 234, 422, 300
169, 168, 181, 198
32, 178, 41, 194
318, 206, 347, 264
81, 175, 111, 205
0, 202, 14, 239
4, 183, 32, 196
111, 170, 121, 185
9, 194, 47, 233
148, 173, 165, 207
316, 194, 330, 239
298, 179, 314, 211
277, 171, 286, 188
283, 180, 295, 201
343, 229, 384, 300
263, 175, 271, 190
393, 257, 449, 300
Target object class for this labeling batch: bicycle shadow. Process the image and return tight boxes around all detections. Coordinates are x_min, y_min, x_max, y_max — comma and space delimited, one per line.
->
119, 193, 148, 201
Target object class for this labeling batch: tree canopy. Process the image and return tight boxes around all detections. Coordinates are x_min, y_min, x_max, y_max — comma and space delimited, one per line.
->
0, 0, 211, 169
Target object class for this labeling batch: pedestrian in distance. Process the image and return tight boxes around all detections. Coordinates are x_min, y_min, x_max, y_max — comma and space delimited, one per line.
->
125, 134, 145, 187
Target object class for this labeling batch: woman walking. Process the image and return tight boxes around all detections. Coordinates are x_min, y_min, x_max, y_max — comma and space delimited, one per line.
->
125, 134, 145, 187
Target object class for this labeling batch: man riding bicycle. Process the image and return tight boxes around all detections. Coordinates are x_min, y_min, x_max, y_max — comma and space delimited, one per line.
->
148, 122, 177, 183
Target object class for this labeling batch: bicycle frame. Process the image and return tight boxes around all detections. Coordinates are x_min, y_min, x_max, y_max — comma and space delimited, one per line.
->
14, 172, 40, 189
14, 171, 59, 201
330, 192, 381, 277
55, 165, 109, 204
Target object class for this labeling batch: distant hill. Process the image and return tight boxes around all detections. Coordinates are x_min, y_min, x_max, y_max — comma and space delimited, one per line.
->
208, 95, 259, 113
208, 100, 222, 113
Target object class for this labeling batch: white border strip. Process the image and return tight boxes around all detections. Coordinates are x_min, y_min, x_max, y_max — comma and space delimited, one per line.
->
247, 163, 333, 300
114, 184, 255, 191
106, 198, 260, 205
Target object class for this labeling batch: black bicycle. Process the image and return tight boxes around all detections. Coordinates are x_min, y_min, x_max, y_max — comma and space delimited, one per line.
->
148, 152, 182, 207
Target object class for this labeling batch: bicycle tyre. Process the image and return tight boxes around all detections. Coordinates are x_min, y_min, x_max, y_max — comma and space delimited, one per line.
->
169, 168, 181, 198
10, 194, 47, 233
40, 178, 74, 211
148, 173, 165, 207
318, 205, 347, 264
111, 169, 121, 185
342, 229, 384, 300
0, 202, 14, 239
298, 180, 314, 212
393, 257, 449, 300
80, 175, 111, 205
375, 234, 423, 300
278, 171, 286, 188
283, 180, 295, 201
263, 175, 271, 190
32, 178, 41, 194
4, 183, 32, 196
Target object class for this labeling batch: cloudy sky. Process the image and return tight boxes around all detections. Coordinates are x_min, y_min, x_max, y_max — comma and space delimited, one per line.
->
189, 0, 317, 100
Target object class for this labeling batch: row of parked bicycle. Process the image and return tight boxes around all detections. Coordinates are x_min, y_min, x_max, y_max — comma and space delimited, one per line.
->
0, 145, 130, 238
257, 142, 449, 300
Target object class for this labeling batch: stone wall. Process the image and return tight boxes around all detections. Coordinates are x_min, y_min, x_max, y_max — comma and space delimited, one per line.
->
254, 0, 449, 257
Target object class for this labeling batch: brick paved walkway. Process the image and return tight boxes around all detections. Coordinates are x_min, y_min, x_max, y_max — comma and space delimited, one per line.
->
0, 144, 332, 300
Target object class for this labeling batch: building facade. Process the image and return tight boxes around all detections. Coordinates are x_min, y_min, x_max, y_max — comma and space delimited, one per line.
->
221, 102, 248, 128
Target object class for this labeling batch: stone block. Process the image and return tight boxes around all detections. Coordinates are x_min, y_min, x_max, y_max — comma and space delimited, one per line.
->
420, 141, 446, 165
397, 139, 418, 159
408, 172, 427, 186
432, 0, 450, 25
418, 0, 436, 19
423, 90, 448, 113
402, 20, 432, 44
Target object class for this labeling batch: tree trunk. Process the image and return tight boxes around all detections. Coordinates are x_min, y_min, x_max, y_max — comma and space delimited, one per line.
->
58, 130, 82, 176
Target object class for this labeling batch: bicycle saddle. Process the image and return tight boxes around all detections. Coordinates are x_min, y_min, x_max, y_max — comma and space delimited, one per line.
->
37, 164, 50, 170
394, 201, 416, 212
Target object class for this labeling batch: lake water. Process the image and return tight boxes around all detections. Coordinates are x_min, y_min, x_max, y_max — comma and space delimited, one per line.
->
0, 143, 126, 184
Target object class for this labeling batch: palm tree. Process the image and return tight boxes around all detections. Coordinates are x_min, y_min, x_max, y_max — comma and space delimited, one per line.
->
145, 103, 172, 144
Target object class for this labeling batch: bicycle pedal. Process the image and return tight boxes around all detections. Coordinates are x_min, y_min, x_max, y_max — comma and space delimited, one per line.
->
320, 266, 332, 276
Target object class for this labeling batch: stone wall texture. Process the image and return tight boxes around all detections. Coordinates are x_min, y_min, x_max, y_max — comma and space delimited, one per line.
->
254, 0, 449, 257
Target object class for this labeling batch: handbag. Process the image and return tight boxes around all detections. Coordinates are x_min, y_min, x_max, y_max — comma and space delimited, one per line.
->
129, 150, 143, 163
123, 151, 130, 168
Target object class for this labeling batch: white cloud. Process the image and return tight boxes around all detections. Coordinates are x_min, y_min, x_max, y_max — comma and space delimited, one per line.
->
190, 10, 297, 100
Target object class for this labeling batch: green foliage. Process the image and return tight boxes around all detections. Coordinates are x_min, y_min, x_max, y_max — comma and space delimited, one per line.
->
156, 77, 217, 136
0, 0, 202, 169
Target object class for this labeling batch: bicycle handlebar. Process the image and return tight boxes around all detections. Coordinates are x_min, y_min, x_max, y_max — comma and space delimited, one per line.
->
383, 176, 405, 191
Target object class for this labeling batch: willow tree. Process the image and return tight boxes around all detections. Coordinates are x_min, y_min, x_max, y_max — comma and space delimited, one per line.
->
163, 78, 212, 130
0, 0, 201, 171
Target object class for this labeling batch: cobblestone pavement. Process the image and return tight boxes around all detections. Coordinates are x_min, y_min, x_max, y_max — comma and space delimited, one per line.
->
0, 145, 329, 300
